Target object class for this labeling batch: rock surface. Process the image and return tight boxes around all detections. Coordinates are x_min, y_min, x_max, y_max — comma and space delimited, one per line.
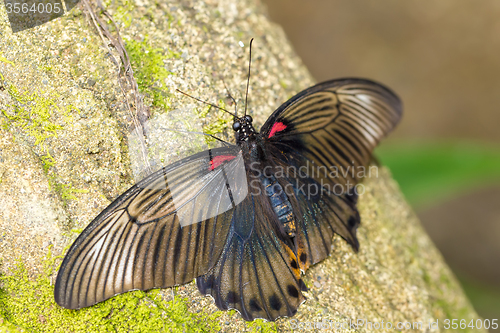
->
0, 0, 484, 331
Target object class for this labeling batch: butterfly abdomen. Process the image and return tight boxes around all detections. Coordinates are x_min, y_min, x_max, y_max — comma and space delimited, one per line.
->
261, 176, 296, 237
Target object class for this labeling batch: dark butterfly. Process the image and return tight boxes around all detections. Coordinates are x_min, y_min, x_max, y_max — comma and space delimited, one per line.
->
54, 75, 402, 321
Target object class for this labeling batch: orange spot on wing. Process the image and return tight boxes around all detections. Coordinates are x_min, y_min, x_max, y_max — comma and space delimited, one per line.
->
281, 242, 301, 279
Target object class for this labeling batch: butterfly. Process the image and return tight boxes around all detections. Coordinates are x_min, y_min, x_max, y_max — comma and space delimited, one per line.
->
54, 75, 402, 321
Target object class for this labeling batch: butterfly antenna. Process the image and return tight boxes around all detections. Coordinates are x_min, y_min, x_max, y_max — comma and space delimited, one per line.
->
244, 38, 254, 116
176, 89, 238, 118
222, 78, 239, 118
159, 127, 230, 146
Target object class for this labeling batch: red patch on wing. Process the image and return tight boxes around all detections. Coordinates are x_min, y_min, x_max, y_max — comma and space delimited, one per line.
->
268, 122, 287, 138
209, 155, 236, 170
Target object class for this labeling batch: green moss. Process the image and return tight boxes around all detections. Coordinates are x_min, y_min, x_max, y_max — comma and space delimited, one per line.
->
51, 181, 89, 202
246, 319, 278, 332
164, 10, 176, 29
201, 116, 230, 137
0, 52, 14, 66
40, 152, 89, 208
0, 248, 222, 332
39, 65, 53, 73
0, 81, 86, 207
124, 36, 180, 112
112, 0, 135, 28
197, 104, 212, 119
1, 86, 63, 145
0, 318, 22, 332
195, 100, 232, 145
0, 244, 279, 332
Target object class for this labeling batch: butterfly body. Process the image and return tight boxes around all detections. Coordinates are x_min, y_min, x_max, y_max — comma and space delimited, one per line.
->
238, 130, 299, 242
261, 175, 296, 238
55, 78, 402, 322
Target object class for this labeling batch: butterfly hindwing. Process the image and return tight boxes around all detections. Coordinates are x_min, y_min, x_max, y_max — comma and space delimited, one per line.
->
196, 192, 306, 321
54, 146, 245, 309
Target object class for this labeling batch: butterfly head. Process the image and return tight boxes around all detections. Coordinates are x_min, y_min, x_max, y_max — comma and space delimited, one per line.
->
233, 115, 256, 142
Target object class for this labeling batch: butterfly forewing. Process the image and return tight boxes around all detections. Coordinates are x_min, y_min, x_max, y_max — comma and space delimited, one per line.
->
54, 146, 246, 309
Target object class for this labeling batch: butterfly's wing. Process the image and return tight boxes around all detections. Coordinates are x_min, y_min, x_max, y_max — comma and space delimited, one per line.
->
196, 78, 402, 321
55, 143, 304, 321
196, 184, 307, 321
260, 78, 402, 269
54, 145, 248, 309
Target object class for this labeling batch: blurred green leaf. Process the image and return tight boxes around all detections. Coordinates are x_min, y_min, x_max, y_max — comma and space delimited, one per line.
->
375, 141, 500, 209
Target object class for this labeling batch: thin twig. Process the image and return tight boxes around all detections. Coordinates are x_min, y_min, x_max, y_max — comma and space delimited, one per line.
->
81, 0, 152, 175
